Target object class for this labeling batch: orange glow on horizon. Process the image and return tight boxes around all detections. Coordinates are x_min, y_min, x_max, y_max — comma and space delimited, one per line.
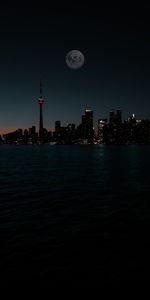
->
0, 127, 54, 135
0, 128, 17, 135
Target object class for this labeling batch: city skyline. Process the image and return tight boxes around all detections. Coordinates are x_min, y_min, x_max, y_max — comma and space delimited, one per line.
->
2, 105, 150, 145
0, 104, 148, 136
1, 4, 150, 134
0, 99, 150, 135
1, 106, 150, 137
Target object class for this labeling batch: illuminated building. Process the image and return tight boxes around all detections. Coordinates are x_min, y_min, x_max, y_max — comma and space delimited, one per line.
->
98, 118, 107, 143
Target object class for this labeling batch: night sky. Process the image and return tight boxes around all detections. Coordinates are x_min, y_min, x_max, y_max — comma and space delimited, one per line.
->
0, 2, 150, 134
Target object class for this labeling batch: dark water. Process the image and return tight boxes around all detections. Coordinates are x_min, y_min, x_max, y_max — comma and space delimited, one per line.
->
0, 145, 150, 286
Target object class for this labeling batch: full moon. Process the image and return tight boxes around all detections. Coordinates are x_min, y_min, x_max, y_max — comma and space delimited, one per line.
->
66, 50, 84, 69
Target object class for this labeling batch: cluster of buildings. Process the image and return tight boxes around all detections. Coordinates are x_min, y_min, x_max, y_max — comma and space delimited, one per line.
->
98, 110, 150, 144
0, 109, 94, 145
1, 108, 150, 145
0, 83, 150, 145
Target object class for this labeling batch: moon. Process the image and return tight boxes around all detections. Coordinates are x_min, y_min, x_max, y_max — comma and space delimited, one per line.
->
66, 50, 84, 69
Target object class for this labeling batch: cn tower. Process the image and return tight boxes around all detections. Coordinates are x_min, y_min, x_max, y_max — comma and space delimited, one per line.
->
37, 80, 44, 140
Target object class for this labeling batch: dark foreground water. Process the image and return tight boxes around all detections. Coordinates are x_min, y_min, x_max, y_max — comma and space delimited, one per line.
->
0, 144, 150, 287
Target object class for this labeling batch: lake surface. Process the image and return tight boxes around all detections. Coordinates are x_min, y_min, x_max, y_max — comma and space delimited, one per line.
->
0, 145, 150, 287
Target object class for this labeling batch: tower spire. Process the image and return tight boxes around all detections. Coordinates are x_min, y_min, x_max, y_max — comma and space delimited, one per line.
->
40, 79, 42, 96
37, 79, 44, 141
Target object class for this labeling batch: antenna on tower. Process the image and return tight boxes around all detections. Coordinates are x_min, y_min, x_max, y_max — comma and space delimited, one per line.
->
40, 79, 43, 96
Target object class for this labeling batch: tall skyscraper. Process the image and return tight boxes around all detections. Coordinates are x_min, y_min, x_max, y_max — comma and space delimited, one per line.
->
98, 118, 107, 142
55, 121, 61, 133
109, 109, 116, 124
109, 108, 122, 125
116, 108, 122, 124
81, 109, 94, 142
37, 80, 44, 140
